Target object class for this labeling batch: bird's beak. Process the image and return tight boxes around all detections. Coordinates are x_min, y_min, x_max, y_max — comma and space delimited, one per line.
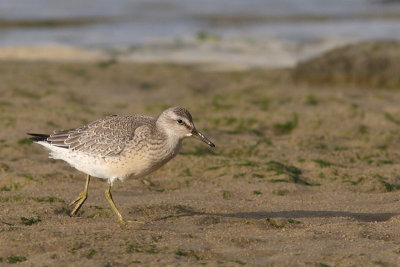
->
191, 128, 215, 147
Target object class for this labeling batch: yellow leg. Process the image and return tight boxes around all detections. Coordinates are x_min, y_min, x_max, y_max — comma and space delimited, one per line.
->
105, 183, 125, 223
70, 174, 90, 216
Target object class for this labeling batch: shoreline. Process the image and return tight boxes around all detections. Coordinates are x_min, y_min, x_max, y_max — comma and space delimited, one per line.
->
0, 37, 351, 71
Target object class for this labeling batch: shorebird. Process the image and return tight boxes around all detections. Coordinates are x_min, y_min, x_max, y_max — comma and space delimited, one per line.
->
29, 107, 215, 222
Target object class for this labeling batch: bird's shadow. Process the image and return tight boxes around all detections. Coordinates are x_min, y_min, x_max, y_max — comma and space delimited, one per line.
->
154, 206, 399, 223
216, 210, 398, 222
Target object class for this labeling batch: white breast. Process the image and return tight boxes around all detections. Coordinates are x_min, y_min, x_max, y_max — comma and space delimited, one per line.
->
38, 132, 183, 185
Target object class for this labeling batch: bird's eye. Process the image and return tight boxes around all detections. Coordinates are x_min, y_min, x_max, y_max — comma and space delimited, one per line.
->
177, 119, 183, 124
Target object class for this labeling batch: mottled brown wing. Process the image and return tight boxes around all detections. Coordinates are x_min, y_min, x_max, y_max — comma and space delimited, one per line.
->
47, 115, 153, 157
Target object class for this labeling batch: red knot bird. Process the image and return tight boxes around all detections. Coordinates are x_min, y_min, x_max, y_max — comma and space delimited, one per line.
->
28, 107, 215, 222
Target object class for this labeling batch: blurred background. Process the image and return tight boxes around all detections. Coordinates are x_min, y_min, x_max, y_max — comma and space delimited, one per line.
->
3, 2, 400, 265
1, 0, 400, 68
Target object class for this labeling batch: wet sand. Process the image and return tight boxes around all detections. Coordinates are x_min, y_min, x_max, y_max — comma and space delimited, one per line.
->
1, 61, 400, 266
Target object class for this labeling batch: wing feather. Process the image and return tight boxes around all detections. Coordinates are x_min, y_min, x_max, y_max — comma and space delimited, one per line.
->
46, 115, 155, 157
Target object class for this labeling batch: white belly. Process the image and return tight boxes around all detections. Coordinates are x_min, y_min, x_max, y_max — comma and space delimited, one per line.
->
38, 141, 179, 185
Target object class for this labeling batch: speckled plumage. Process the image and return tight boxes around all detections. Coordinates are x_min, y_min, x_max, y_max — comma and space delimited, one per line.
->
36, 113, 179, 184
47, 115, 155, 156
29, 106, 215, 221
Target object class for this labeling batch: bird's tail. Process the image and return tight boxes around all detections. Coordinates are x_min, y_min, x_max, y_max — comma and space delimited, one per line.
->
27, 133, 50, 142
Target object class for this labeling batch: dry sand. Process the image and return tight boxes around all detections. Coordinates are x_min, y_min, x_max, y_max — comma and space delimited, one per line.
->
1, 61, 400, 266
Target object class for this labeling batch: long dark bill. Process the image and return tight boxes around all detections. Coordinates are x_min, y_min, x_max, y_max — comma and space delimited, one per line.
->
192, 129, 215, 147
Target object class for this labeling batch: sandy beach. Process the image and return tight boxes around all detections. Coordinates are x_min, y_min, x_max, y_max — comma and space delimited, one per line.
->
0, 53, 400, 266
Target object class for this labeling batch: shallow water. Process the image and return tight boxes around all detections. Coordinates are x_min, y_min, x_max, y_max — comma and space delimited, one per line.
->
1, 0, 400, 67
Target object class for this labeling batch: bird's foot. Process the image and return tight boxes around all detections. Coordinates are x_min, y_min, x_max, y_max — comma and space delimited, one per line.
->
69, 192, 86, 207
69, 192, 88, 216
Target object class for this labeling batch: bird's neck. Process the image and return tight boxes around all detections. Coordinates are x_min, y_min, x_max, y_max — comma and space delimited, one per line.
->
155, 120, 182, 153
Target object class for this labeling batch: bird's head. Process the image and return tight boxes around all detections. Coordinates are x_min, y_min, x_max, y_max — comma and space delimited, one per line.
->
157, 107, 215, 147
